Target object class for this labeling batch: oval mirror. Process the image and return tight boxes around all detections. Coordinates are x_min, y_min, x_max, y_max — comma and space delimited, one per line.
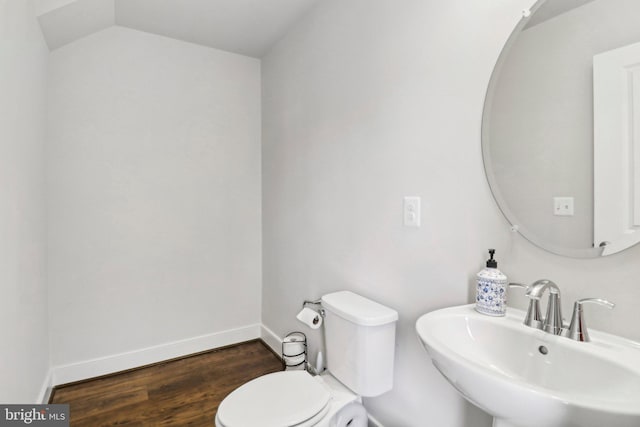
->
483, 0, 640, 257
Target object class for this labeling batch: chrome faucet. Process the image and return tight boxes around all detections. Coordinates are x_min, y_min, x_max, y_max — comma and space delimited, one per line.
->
510, 281, 615, 342
563, 298, 615, 342
510, 280, 563, 335
526, 279, 563, 335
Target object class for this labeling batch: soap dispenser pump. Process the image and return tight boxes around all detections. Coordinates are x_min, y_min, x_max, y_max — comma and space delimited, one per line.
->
476, 249, 508, 316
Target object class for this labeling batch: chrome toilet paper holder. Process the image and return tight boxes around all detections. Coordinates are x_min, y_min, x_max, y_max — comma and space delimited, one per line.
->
302, 299, 325, 318
297, 299, 325, 328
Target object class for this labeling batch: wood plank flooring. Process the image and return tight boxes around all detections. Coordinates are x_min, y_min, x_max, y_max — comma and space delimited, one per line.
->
49, 340, 283, 426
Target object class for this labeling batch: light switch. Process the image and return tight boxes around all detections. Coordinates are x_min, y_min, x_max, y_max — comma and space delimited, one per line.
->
554, 197, 574, 216
404, 197, 421, 227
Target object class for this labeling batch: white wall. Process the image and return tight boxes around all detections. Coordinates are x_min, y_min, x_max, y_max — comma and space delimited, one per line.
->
0, 0, 50, 403
262, 1, 640, 425
261, 1, 532, 425
3, 1, 639, 422
46, 26, 262, 377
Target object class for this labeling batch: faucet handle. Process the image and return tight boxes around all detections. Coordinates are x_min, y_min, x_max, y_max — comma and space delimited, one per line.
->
508, 283, 543, 329
576, 298, 615, 309
563, 298, 615, 342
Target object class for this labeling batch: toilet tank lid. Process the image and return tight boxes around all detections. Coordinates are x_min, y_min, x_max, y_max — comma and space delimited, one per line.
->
322, 291, 398, 326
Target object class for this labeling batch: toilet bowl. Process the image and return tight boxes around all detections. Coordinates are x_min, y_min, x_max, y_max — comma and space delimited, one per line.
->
215, 291, 398, 427
214, 371, 367, 427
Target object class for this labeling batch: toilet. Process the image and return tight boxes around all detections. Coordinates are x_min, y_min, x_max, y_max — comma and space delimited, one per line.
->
215, 290, 398, 427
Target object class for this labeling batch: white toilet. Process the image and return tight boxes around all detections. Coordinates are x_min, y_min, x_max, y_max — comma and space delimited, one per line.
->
215, 290, 398, 427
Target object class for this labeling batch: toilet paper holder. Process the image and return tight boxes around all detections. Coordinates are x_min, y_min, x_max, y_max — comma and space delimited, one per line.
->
282, 331, 308, 370
297, 299, 325, 329
302, 299, 326, 318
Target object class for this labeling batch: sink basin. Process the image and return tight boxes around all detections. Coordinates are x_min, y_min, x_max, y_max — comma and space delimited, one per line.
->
416, 304, 640, 427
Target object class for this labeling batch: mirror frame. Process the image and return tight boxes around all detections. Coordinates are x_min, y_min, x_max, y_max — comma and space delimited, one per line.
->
481, 0, 602, 258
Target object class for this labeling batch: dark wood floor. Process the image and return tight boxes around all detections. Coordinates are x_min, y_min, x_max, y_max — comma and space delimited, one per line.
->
50, 340, 283, 426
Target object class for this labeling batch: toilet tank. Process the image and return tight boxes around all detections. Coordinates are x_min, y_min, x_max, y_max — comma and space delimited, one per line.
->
321, 291, 398, 397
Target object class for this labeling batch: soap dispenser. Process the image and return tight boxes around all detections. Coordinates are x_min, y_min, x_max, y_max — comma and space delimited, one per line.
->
476, 249, 508, 316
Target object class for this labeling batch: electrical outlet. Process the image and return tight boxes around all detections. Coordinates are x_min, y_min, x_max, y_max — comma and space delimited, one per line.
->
554, 197, 574, 216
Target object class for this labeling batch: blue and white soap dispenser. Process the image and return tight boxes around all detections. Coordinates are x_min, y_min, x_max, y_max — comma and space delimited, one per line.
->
475, 249, 508, 316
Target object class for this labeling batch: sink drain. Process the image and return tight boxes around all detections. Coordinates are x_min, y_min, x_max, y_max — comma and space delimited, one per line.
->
538, 345, 549, 355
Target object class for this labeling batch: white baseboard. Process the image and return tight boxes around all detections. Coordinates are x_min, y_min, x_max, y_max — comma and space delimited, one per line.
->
260, 324, 283, 357
37, 369, 53, 404
51, 324, 261, 386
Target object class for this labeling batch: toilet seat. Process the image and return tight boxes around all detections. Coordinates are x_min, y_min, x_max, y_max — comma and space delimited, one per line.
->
216, 371, 331, 427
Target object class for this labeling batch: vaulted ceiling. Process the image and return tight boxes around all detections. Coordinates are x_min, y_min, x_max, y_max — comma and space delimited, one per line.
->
36, 0, 320, 57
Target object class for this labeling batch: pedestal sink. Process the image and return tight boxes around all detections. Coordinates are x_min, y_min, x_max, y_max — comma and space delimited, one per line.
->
416, 304, 640, 427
